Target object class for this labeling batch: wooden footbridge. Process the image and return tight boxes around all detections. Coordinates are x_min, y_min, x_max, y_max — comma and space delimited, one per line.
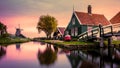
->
78, 23, 120, 47
78, 23, 120, 41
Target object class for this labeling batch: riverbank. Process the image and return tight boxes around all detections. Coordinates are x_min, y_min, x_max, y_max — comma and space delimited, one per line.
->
104, 40, 120, 48
37, 40, 99, 50
35, 39, 120, 50
0, 37, 30, 45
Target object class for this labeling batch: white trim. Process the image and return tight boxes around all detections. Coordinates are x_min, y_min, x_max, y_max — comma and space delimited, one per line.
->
74, 11, 82, 25
57, 28, 62, 35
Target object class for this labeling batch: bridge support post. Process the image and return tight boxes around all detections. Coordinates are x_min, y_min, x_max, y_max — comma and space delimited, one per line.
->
108, 37, 112, 47
100, 37, 104, 47
99, 24, 104, 47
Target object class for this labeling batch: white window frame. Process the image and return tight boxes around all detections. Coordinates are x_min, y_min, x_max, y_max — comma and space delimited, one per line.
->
75, 27, 78, 36
71, 28, 74, 36
72, 18, 75, 25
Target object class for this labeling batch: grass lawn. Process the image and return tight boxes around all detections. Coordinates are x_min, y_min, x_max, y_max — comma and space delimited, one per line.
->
40, 40, 98, 46
0, 37, 30, 45
104, 40, 120, 47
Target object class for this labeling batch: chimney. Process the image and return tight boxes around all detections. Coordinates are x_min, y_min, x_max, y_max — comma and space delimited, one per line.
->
88, 5, 92, 14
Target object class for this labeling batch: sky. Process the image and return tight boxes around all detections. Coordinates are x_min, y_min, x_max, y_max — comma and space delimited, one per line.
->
0, 0, 120, 38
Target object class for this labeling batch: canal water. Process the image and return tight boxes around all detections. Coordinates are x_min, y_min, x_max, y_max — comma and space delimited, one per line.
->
0, 42, 120, 68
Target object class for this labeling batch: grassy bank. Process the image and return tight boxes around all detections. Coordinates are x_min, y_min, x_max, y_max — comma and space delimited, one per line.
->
38, 40, 99, 50
39, 40, 99, 46
104, 40, 120, 47
0, 37, 30, 45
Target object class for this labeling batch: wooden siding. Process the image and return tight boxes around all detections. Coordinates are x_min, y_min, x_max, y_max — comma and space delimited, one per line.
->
65, 12, 99, 37
65, 12, 81, 37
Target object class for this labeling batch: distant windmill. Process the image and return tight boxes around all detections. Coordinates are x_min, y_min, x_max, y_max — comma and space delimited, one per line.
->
15, 24, 23, 37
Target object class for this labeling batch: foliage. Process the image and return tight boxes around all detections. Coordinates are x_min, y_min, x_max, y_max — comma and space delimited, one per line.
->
0, 22, 7, 36
0, 22, 7, 31
0, 33, 9, 38
37, 15, 57, 39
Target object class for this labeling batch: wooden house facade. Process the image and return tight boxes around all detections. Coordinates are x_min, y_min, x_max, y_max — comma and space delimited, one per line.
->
53, 27, 65, 39
65, 5, 110, 37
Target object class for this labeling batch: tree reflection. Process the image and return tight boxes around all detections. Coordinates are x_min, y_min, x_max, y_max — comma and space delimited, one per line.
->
37, 44, 57, 65
0, 46, 6, 60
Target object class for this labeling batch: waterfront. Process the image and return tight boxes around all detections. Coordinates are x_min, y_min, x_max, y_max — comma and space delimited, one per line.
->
0, 42, 120, 68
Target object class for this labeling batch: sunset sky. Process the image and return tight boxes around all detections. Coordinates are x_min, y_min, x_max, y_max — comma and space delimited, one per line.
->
0, 0, 120, 38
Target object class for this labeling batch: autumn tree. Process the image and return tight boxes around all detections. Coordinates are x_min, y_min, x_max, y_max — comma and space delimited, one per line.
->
37, 15, 57, 39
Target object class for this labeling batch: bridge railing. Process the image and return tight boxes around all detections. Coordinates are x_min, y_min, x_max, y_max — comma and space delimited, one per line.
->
101, 24, 113, 36
112, 23, 120, 33
78, 23, 120, 41
78, 27, 99, 41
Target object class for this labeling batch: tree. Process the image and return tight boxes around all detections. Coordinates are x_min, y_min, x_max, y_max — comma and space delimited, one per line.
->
37, 15, 57, 39
0, 22, 7, 35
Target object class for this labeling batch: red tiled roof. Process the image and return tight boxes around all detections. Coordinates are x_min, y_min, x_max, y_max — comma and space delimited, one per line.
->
110, 12, 120, 24
75, 11, 110, 26
57, 27, 65, 35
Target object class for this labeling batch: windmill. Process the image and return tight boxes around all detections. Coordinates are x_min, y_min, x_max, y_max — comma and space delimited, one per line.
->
15, 24, 23, 37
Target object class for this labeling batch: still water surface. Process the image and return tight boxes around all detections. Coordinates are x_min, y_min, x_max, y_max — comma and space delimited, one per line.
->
0, 42, 120, 68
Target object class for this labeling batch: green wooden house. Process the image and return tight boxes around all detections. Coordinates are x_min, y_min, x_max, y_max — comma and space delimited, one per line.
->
65, 5, 110, 37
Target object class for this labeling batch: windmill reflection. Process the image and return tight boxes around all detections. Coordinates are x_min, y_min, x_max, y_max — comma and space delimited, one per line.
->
37, 44, 58, 66
16, 43, 21, 51
0, 46, 6, 60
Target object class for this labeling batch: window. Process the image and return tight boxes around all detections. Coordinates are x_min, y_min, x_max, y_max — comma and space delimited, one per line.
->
71, 28, 74, 36
72, 18, 75, 25
75, 27, 78, 36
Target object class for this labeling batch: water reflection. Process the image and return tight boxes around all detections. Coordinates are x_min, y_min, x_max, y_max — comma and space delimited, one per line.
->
66, 47, 120, 68
16, 43, 21, 51
39, 42, 46, 45
66, 50, 81, 68
37, 44, 57, 65
0, 46, 6, 60
0, 42, 120, 68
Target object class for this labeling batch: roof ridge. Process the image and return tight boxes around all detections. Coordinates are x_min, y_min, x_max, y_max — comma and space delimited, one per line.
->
74, 11, 110, 26
75, 11, 104, 16
110, 11, 120, 20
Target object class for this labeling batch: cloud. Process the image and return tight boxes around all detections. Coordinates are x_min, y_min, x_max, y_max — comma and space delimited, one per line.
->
0, 0, 73, 17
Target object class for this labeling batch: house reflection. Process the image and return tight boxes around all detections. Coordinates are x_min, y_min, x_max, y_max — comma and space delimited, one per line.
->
37, 44, 58, 66
66, 50, 82, 68
0, 46, 6, 60
66, 47, 120, 68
